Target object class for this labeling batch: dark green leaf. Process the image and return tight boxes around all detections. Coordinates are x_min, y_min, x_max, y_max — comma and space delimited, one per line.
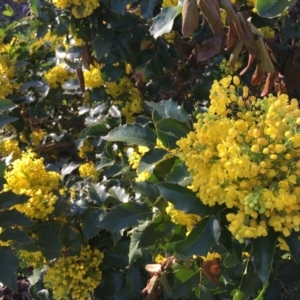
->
175, 217, 221, 256
0, 98, 16, 111
0, 115, 18, 128
156, 183, 214, 216
0, 228, 32, 244
275, 258, 300, 285
60, 224, 82, 256
129, 223, 147, 263
111, 0, 128, 14
28, 0, 41, 16
88, 183, 109, 205
109, 186, 130, 203
240, 261, 262, 297
83, 210, 102, 240
115, 33, 139, 66
37, 221, 62, 260
0, 247, 18, 291
85, 124, 108, 136
0, 191, 29, 210
61, 162, 81, 176
141, 0, 158, 18
285, 231, 300, 261
196, 285, 214, 300
92, 28, 114, 60
256, 0, 297, 18
138, 148, 168, 174
66, 46, 82, 60
167, 163, 191, 186
223, 239, 244, 268
0, 209, 34, 227
103, 123, 157, 148
251, 231, 278, 284
149, 6, 182, 39
147, 99, 190, 125
153, 156, 176, 181
98, 202, 152, 231
125, 266, 143, 299
131, 181, 160, 203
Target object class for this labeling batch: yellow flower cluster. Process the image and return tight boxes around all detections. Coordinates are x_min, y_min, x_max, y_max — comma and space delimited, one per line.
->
201, 252, 221, 261
162, 0, 178, 7
177, 75, 300, 243
259, 26, 275, 39
79, 161, 99, 182
52, 0, 100, 18
219, 58, 242, 76
3, 152, 63, 220
17, 250, 46, 269
0, 227, 9, 246
30, 130, 46, 147
84, 63, 103, 89
0, 139, 22, 161
78, 139, 94, 158
44, 65, 71, 89
166, 202, 200, 235
163, 31, 177, 44
0, 54, 19, 98
44, 245, 104, 300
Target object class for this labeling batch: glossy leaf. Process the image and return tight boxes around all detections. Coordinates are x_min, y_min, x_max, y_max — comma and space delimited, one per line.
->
0, 228, 32, 244
0, 247, 18, 291
240, 261, 262, 297
0, 98, 16, 111
256, 0, 297, 17
285, 231, 300, 261
141, 0, 158, 18
92, 28, 114, 60
83, 210, 103, 240
0, 209, 34, 227
103, 123, 157, 148
0, 191, 29, 210
0, 115, 18, 128
175, 217, 221, 256
131, 181, 160, 203
60, 224, 82, 256
98, 202, 152, 231
138, 148, 168, 174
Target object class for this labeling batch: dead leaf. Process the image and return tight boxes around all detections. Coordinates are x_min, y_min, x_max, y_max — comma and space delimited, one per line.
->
239, 52, 256, 76
82, 44, 94, 70
199, 0, 225, 38
197, 37, 222, 62
182, 0, 199, 37
251, 61, 264, 86
145, 264, 162, 274
201, 258, 220, 284
226, 18, 238, 51
76, 67, 85, 94
229, 39, 243, 69
261, 71, 277, 97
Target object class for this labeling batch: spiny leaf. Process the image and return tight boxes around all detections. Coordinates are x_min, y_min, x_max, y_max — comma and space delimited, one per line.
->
256, 0, 297, 18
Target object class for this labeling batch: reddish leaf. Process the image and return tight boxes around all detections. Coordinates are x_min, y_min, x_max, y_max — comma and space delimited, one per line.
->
239, 52, 256, 76
197, 37, 222, 62
251, 61, 265, 86
226, 18, 238, 51
261, 71, 277, 97
182, 0, 199, 37
201, 258, 220, 284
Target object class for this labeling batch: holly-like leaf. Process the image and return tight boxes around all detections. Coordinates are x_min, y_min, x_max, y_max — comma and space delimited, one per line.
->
125, 266, 143, 299
37, 221, 62, 260
240, 261, 262, 297
92, 28, 114, 60
0, 191, 29, 210
0, 115, 18, 128
0, 247, 18, 291
88, 183, 109, 205
141, 0, 158, 18
175, 217, 221, 256
129, 223, 148, 263
83, 210, 103, 240
132, 181, 160, 203
111, 0, 128, 14
98, 202, 152, 231
109, 186, 130, 203
61, 162, 81, 176
138, 148, 168, 174
251, 231, 278, 284
103, 123, 157, 148
115, 32, 139, 66
60, 224, 82, 256
285, 231, 300, 262
0, 228, 32, 244
0, 98, 16, 111
156, 183, 217, 216
256, 0, 297, 18
149, 6, 182, 39
0, 209, 34, 227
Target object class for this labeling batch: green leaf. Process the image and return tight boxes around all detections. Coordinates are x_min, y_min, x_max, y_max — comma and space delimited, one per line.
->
3, 4, 14, 17
0, 98, 16, 111
88, 183, 109, 205
0, 209, 34, 227
83, 210, 102, 240
0, 191, 29, 210
109, 186, 130, 203
66, 46, 82, 60
37, 221, 62, 260
111, 0, 128, 14
256, 0, 297, 18
251, 231, 278, 284
147, 99, 190, 125
129, 223, 147, 263
195, 285, 214, 300
275, 259, 300, 285
285, 231, 300, 261
27, 270, 42, 285
103, 123, 157, 149
175, 217, 221, 256
85, 124, 109, 136
29, 0, 41, 16
61, 162, 81, 177
0, 228, 32, 244
125, 266, 143, 299
150, 6, 182, 39
141, 0, 158, 18
138, 148, 168, 174
156, 183, 216, 216
98, 202, 152, 231
0, 115, 18, 128
92, 28, 114, 60
0, 247, 18, 291
131, 181, 160, 203
240, 261, 262, 297
60, 224, 82, 256
115, 32, 139, 66
167, 163, 191, 186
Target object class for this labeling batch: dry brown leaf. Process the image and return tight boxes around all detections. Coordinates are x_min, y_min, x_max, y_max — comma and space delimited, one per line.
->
229, 39, 243, 69
82, 44, 94, 70
261, 71, 277, 97
199, 0, 225, 38
239, 52, 256, 76
76, 67, 85, 94
201, 258, 220, 285
251, 61, 265, 86
197, 37, 222, 62
256, 38, 274, 74
182, 0, 199, 37
145, 264, 162, 274
226, 18, 238, 51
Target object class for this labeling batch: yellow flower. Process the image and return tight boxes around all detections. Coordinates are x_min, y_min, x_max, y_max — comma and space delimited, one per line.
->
79, 161, 99, 182
44, 65, 71, 89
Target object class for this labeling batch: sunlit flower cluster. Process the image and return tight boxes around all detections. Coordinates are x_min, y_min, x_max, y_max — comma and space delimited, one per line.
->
44, 245, 104, 300
162, 0, 178, 7
219, 58, 242, 76
0, 227, 9, 246
3, 152, 63, 220
79, 161, 99, 182
78, 139, 94, 158
201, 252, 221, 261
259, 26, 275, 39
52, 0, 100, 18
84, 63, 103, 88
44, 65, 72, 89
166, 202, 200, 235
18, 250, 46, 270
0, 54, 19, 98
178, 75, 300, 243
0, 139, 22, 160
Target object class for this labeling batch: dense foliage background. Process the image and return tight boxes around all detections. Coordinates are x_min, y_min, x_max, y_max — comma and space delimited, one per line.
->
1, 0, 300, 299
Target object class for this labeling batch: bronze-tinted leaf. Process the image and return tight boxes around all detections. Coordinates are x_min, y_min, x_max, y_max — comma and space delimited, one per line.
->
239, 52, 256, 76
76, 67, 85, 93
251, 61, 265, 86
82, 44, 94, 70
197, 37, 222, 62
226, 18, 238, 51
199, 0, 225, 38
201, 258, 220, 285
182, 0, 199, 37
261, 71, 277, 97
